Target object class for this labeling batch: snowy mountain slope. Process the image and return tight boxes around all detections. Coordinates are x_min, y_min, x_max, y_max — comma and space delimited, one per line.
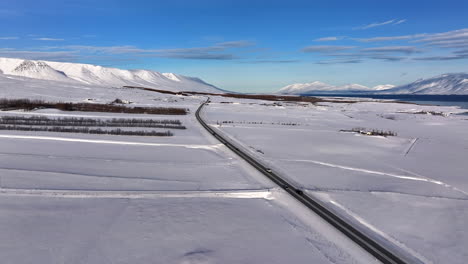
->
0, 71, 211, 108
373, 84, 395, 90
335, 84, 370, 91
278, 81, 381, 94
278, 81, 335, 94
11, 60, 73, 83
381, 73, 468, 95
278, 73, 468, 95
0, 57, 222, 93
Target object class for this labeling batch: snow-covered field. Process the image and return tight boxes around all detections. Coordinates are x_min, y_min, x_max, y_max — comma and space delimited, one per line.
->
2, 59, 467, 263
0, 75, 381, 263
203, 97, 468, 264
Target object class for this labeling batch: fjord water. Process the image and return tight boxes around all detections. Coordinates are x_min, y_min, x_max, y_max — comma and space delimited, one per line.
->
304, 94, 468, 110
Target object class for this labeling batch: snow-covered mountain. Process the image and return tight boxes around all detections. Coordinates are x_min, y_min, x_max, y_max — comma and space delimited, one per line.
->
373, 84, 396, 90
278, 81, 334, 94
0, 57, 222, 93
278, 81, 386, 94
278, 73, 468, 95
381, 73, 468, 95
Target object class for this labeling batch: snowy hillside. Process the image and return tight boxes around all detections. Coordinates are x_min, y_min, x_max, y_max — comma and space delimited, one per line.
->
0, 57, 222, 93
278, 81, 387, 94
373, 84, 396, 90
278, 73, 468, 95
382, 73, 468, 95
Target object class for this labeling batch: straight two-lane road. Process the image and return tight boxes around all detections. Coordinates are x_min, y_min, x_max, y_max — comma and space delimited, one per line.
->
196, 98, 413, 264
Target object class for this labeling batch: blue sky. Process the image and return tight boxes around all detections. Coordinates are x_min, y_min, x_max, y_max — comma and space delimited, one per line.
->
1, 0, 468, 92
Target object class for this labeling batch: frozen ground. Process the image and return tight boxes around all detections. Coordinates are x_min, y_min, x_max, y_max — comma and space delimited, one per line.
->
3, 71, 467, 263
203, 97, 468, 264
0, 77, 382, 263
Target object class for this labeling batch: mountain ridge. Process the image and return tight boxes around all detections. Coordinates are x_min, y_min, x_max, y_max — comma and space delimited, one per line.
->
0, 57, 222, 93
278, 73, 468, 95
380, 73, 468, 95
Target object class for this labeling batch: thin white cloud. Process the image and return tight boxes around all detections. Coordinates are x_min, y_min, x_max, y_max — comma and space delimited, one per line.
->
394, 19, 407, 25
355, 19, 406, 30
34, 38, 65, 41
31, 40, 256, 61
362, 46, 421, 54
302, 45, 356, 53
0, 49, 78, 61
413, 54, 468, 61
356, 35, 418, 42
415, 28, 468, 49
314, 37, 342, 42
61, 45, 148, 54
216, 40, 255, 48
0, 37, 19, 40
316, 59, 362, 65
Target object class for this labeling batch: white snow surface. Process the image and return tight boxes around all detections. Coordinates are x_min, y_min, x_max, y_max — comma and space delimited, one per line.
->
204, 97, 468, 264
0, 78, 380, 263
0, 57, 222, 93
2, 71, 467, 263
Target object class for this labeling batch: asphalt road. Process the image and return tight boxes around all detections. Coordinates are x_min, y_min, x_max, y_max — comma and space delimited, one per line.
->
195, 98, 414, 264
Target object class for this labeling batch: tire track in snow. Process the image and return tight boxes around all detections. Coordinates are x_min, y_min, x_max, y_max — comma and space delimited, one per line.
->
307, 188, 468, 201
0, 188, 275, 200
0, 151, 236, 166
282, 159, 468, 196
404, 138, 418, 156
0, 134, 223, 150
314, 194, 434, 264
0, 167, 199, 184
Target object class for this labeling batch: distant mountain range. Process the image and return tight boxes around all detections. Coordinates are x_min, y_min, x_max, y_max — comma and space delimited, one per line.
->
278, 81, 395, 94
1, 57, 467, 96
0, 57, 222, 93
278, 73, 468, 95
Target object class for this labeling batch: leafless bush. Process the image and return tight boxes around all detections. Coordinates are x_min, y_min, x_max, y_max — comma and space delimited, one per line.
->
412, 111, 446, 116
0, 98, 187, 115
0, 116, 186, 129
111, 98, 132, 104
0, 125, 173, 137
340, 127, 397, 137
218, 120, 300, 126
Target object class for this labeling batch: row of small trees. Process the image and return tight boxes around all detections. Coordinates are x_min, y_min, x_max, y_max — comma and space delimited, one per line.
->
0, 125, 173, 137
0, 98, 188, 115
0, 116, 186, 129
340, 127, 397, 137
218, 120, 301, 126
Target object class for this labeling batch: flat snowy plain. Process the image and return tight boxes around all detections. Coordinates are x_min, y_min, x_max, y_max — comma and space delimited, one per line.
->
204, 97, 468, 264
0, 75, 381, 264
1, 69, 468, 263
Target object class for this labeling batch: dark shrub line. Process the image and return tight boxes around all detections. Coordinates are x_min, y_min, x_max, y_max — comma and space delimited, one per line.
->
218, 120, 301, 126
0, 99, 187, 115
412, 111, 446, 116
123, 86, 330, 103
124, 86, 417, 105
340, 127, 397, 137
0, 125, 173, 137
0, 116, 186, 129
